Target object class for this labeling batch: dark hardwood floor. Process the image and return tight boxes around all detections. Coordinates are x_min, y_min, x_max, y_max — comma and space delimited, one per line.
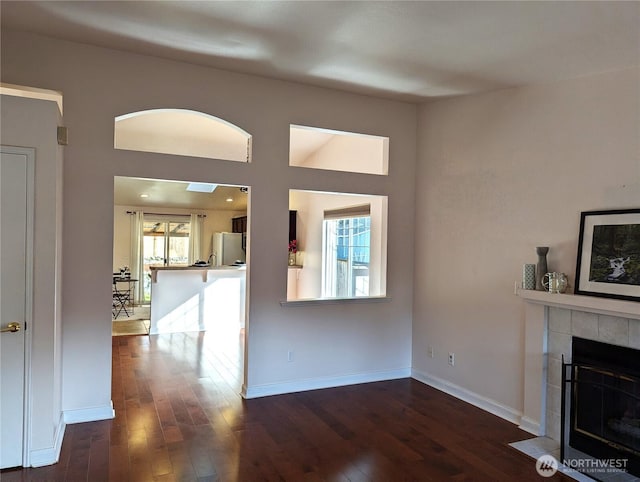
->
2, 332, 569, 481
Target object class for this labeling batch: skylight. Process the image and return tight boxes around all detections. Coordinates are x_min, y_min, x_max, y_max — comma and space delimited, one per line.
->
186, 182, 217, 193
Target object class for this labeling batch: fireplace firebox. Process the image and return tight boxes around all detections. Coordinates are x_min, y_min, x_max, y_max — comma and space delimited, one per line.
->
562, 337, 640, 478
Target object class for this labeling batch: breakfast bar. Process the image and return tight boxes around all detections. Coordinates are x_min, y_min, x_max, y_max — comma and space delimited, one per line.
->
149, 265, 246, 334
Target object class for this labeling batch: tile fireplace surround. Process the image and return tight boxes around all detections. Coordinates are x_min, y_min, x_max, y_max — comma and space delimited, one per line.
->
518, 289, 640, 440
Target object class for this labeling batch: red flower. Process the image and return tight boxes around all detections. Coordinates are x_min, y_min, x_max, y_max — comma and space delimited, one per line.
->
288, 240, 297, 253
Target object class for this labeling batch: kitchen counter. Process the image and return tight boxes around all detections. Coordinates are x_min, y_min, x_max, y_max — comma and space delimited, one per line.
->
149, 265, 246, 334
149, 264, 245, 283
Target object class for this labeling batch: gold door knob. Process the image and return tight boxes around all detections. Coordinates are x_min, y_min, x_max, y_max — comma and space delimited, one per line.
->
1, 322, 21, 333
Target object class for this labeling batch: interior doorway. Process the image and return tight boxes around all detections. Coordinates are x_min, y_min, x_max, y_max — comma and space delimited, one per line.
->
112, 176, 249, 345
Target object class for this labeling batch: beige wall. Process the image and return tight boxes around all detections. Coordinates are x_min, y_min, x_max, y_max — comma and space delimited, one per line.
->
298, 133, 388, 175
6, 25, 632, 437
1, 29, 416, 412
1, 95, 64, 464
413, 67, 640, 421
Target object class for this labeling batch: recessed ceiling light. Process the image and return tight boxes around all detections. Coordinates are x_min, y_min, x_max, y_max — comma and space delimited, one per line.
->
186, 182, 217, 193
140, 194, 149, 198
226, 197, 233, 202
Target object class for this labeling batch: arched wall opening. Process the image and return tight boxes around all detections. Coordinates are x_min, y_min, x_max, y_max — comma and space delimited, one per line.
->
112, 109, 252, 400
114, 109, 252, 162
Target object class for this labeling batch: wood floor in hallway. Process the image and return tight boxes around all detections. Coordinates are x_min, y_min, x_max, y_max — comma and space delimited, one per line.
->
1, 333, 570, 481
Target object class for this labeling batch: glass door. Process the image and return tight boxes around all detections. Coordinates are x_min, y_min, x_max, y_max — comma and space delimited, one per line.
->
142, 218, 190, 301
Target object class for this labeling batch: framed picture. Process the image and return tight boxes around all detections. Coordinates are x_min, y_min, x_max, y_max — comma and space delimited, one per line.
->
575, 208, 640, 302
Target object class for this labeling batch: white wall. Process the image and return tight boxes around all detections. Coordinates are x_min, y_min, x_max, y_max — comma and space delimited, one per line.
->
1, 95, 64, 465
1, 30, 416, 412
413, 67, 640, 423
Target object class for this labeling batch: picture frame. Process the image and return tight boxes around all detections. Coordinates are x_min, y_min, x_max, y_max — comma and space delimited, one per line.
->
575, 208, 640, 302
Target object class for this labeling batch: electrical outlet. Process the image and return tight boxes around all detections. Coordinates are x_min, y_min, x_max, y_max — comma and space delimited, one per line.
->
428, 346, 434, 358
448, 353, 455, 366
287, 350, 294, 362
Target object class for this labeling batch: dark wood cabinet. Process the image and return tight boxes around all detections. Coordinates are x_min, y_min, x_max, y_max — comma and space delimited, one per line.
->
289, 210, 297, 242
233, 212, 295, 241
232, 216, 247, 233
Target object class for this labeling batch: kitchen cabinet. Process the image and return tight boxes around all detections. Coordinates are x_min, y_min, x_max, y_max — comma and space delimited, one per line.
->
232, 216, 247, 233
232, 211, 296, 240
289, 210, 297, 242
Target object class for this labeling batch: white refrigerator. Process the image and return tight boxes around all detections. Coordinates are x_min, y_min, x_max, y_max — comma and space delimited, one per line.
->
212, 232, 245, 266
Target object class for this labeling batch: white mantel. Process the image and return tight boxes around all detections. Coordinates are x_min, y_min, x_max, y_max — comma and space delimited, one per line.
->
518, 289, 640, 320
517, 289, 639, 437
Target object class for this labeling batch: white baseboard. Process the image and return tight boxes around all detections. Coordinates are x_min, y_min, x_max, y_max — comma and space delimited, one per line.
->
63, 401, 115, 424
29, 412, 66, 467
242, 368, 411, 399
242, 368, 533, 435
411, 369, 524, 427
518, 416, 542, 436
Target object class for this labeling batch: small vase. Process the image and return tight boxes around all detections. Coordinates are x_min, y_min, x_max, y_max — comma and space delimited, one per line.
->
536, 247, 549, 291
288, 252, 296, 266
522, 264, 536, 290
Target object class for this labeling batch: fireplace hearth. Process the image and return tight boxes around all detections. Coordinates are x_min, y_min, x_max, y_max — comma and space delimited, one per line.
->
562, 337, 640, 479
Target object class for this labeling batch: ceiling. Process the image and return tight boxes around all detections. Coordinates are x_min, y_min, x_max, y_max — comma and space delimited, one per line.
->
114, 177, 248, 212
1, 1, 638, 102
5, 2, 638, 210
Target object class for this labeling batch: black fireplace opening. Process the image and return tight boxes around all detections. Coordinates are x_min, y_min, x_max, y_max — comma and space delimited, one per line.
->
563, 337, 640, 478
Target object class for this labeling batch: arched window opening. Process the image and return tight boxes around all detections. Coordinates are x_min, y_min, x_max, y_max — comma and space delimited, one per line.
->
114, 109, 252, 162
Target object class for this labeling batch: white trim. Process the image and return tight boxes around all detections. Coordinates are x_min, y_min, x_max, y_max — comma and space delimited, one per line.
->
517, 288, 640, 320
0, 84, 63, 115
280, 296, 391, 307
29, 414, 65, 467
518, 416, 543, 436
1, 146, 36, 469
23, 148, 35, 468
290, 123, 388, 141
29, 448, 59, 468
115, 109, 251, 137
63, 402, 115, 424
411, 369, 523, 427
241, 368, 411, 399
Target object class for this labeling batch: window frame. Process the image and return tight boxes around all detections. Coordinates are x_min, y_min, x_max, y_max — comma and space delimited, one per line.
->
322, 214, 372, 299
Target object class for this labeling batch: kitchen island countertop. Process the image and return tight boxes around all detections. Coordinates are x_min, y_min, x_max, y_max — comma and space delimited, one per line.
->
149, 265, 245, 282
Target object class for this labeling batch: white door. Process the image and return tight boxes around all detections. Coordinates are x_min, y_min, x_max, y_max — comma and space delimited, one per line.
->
0, 147, 32, 469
